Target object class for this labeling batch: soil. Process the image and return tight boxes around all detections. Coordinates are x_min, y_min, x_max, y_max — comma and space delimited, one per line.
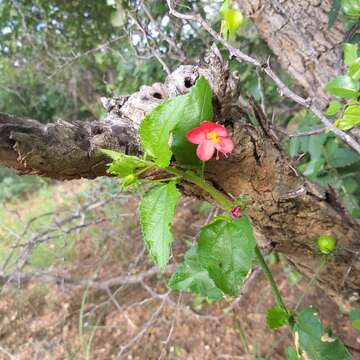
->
0, 190, 359, 360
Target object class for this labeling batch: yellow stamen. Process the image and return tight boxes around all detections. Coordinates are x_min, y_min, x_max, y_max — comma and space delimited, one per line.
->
208, 131, 221, 144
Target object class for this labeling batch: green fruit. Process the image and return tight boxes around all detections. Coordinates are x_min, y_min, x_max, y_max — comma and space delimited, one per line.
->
317, 235, 336, 254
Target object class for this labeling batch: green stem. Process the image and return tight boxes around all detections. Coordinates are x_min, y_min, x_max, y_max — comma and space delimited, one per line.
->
254, 246, 288, 312
165, 167, 234, 210
134, 159, 238, 210
294, 257, 327, 311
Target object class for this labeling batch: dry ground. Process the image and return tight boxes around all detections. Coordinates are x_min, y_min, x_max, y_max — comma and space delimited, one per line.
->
0, 180, 358, 360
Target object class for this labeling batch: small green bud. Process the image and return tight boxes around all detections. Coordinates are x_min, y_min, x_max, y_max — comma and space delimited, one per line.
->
317, 235, 336, 254
122, 174, 137, 187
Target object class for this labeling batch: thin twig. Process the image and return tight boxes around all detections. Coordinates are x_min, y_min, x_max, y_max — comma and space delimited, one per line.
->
165, 0, 360, 155
0, 265, 176, 290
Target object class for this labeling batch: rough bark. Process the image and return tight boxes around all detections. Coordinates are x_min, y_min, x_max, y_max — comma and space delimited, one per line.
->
0, 47, 359, 312
237, 0, 347, 107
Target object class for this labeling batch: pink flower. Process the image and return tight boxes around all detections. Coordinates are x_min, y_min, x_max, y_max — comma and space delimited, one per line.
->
230, 207, 241, 218
186, 121, 234, 161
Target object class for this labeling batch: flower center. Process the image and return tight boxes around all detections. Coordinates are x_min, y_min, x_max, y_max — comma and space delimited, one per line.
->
208, 131, 221, 144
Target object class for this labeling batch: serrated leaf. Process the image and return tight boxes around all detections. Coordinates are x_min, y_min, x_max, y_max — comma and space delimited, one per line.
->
102, 149, 147, 177
197, 215, 256, 295
294, 307, 352, 360
344, 43, 358, 66
171, 76, 213, 168
266, 306, 289, 329
287, 347, 300, 360
140, 182, 180, 271
325, 101, 342, 116
169, 216, 256, 298
168, 245, 223, 300
325, 75, 359, 98
330, 148, 360, 167
139, 76, 213, 168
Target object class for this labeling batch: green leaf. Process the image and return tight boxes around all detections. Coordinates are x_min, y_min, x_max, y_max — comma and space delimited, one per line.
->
352, 320, 360, 330
101, 149, 147, 177
325, 101, 342, 116
139, 96, 188, 167
348, 60, 360, 80
197, 216, 256, 295
220, 0, 244, 40
328, 0, 341, 28
330, 147, 360, 168
344, 43, 358, 66
341, 0, 360, 17
294, 307, 352, 360
287, 347, 300, 360
171, 76, 213, 168
139, 182, 180, 271
139, 76, 213, 168
303, 159, 325, 177
220, 0, 230, 17
343, 177, 359, 193
336, 104, 360, 131
169, 216, 256, 298
324, 75, 359, 98
266, 306, 289, 329
168, 245, 223, 300
350, 309, 360, 335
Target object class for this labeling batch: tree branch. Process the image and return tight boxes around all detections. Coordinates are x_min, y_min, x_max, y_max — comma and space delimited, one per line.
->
1, 45, 360, 312
165, 0, 360, 155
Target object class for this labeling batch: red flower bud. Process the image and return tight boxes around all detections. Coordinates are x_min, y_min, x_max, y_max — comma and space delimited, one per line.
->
231, 206, 241, 218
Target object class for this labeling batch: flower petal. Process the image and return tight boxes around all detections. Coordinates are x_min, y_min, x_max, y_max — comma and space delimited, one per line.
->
196, 140, 215, 161
218, 137, 234, 155
200, 122, 228, 137
199, 121, 217, 132
186, 127, 206, 144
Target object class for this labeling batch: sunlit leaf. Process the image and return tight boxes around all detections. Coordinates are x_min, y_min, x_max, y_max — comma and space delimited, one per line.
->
102, 149, 147, 177
294, 307, 352, 360
325, 101, 342, 116
324, 75, 359, 98
168, 245, 223, 300
343, 43, 358, 66
140, 182, 180, 271
266, 306, 289, 329
140, 76, 213, 168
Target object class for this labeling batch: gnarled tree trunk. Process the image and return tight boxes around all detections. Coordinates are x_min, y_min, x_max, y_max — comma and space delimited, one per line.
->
237, 0, 346, 107
0, 47, 359, 312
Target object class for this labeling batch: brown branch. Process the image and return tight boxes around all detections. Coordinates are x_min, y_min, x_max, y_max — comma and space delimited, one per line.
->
165, 0, 360, 155
0, 46, 235, 179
